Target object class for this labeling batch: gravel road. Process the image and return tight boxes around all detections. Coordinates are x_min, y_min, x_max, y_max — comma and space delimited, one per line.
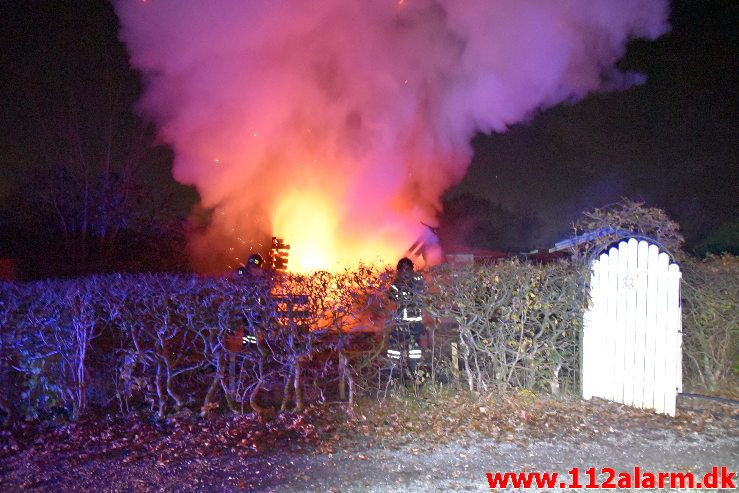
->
2, 397, 736, 492
272, 425, 738, 492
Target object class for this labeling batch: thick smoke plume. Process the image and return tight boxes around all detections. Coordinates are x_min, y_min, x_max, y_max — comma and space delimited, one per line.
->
115, 0, 668, 273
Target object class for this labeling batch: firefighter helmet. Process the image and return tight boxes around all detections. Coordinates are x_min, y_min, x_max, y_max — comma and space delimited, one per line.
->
237, 253, 265, 276
247, 253, 265, 267
397, 257, 414, 272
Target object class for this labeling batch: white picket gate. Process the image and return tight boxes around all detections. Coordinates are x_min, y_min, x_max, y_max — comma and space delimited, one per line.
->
582, 239, 682, 416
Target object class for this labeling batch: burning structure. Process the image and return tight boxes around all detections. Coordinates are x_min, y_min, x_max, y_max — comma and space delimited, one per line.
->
114, 0, 669, 273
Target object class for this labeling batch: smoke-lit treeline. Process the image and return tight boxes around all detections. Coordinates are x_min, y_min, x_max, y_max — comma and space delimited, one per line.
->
114, 0, 668, 273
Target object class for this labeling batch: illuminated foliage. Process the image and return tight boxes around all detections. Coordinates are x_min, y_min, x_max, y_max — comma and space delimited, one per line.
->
1, 251, 735, 422
573, 198, 685, 259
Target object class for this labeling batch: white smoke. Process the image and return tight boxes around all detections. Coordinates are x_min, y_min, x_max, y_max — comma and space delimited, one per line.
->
114, 0, 669, 272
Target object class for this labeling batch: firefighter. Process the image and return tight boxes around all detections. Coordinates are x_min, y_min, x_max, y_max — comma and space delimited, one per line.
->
233, 253, 275, 411
236, 253, 270, 346
387, 257, 427, 370
237, 252, 266, 278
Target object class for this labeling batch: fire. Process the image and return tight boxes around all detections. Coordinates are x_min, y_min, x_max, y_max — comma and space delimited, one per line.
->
273, 191, 338, 272
272, 189, 404, 273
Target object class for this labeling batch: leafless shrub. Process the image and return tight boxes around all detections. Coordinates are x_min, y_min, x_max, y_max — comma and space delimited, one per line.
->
0, 282, 23, 420
3, 278, 106, 420
426, 259, 588, 394
4, 246, 731, 422
573, 198, 685, 259
681, 254, 739, 391
0, 263, 588, 420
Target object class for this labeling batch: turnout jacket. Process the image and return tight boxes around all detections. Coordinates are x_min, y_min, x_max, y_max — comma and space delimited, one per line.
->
388, 271, 426, 322
239, 273, 272, 345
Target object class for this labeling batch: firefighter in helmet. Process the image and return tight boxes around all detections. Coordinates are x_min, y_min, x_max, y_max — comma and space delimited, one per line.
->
387, 257, 427, 369
237, 253, 266, 277
236, 253, 270, 346
233, 253, 275, 410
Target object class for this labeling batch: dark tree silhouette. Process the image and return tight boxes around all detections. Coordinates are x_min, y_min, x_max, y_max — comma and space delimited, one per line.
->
438, 193, 541, 252
0, 2, 197, 278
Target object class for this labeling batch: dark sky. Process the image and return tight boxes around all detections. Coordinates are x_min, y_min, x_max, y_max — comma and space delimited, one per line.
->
0, 0, 736, 262
450, 0, 738, 248
0, 1, 186, 203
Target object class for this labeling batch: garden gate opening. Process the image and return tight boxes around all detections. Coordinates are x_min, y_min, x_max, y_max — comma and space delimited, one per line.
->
582, 239, 682, 416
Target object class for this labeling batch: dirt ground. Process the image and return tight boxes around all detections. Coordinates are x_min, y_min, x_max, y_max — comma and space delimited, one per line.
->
1, 394, 737, 492
278, 426, 738, 492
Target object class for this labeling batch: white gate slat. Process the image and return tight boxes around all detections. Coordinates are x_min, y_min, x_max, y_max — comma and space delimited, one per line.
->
623, 239, 639, 406
642, 244, 660, 410
582, 239, 681, 416
598, 253, 609, 399
665, 263, 682, 416
673, 262, 683, 395
614, 242, 629, 403
593, 254, 609, 400
582, 262, 593, 400
632, 240, 650, 409
605, 247, 620, 401
652, 252, 670, 414
582, 259, 599, 400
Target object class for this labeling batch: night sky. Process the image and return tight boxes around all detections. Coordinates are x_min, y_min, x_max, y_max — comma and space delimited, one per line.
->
450, 0, 738, 250
0, 1, 736, 277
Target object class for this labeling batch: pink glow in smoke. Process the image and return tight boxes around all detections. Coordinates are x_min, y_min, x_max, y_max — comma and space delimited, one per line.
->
114, 0, 668, 273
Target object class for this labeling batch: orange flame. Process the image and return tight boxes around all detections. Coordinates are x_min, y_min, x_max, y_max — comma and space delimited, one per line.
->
272, 189, 406, 273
